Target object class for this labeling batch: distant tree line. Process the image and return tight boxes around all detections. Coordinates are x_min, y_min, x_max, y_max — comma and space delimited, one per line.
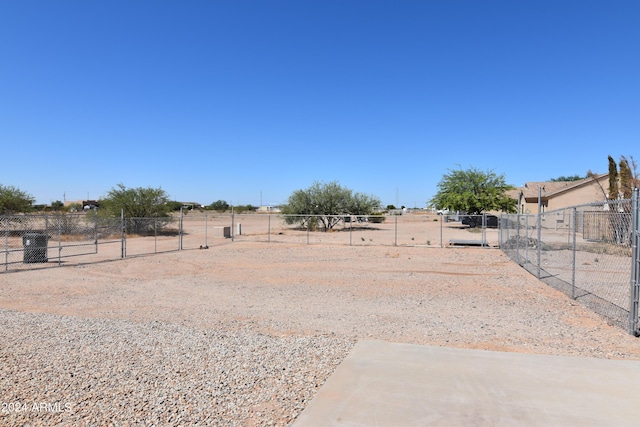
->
548, 174, 584, 182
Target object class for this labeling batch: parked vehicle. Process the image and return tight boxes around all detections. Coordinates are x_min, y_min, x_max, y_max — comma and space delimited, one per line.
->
461, 214, 499, 228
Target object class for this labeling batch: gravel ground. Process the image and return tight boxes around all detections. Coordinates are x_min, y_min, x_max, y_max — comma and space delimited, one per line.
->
0, 310, 351, 426
2, 242, 640, 426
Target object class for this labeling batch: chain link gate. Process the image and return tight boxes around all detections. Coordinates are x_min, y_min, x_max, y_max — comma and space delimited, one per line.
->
1, 212, 100, 271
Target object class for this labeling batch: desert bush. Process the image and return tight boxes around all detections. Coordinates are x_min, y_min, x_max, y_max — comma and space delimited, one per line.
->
281, 181, 381, 231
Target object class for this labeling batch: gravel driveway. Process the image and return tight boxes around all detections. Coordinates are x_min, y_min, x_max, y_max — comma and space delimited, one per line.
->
2, 243, 639, 426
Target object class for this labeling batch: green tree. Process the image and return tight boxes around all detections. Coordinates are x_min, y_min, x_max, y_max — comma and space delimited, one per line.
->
608, 155, 619, 200
208, 200, 230, 212
429, 166, 517, 215
99, 184, 172, 234
589, 155, 638, 201
281, 181, 381, 231
0, 184, 34, 214
619, 156, 635, 199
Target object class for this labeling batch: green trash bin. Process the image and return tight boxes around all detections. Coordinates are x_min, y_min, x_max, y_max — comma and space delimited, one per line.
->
23, 232, 48, 263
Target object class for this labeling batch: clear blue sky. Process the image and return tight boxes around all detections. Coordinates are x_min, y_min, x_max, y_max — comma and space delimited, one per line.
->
1, 1, 638, 207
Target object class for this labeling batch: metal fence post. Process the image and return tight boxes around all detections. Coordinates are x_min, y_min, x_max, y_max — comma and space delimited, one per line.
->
93, 210, 98, 254
231, 207, 235, 242
515, 214, 521, 264
57, 216, 62, 266
178, 208, 183, 250
537, 187, 542, 278
349, 216, 353, 246
394, 215, 398, 247
3, 217, 8, 271
537, 213, 542, 279
205, 213, 209, 247
268, 214, 271, 243
121, 209, 126, 258
571, 207, 577, 300
629, 188, 640, 336
524, 215, 529, 267
481, 213, 487, 247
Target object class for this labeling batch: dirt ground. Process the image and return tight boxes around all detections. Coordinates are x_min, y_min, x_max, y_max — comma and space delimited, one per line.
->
2, 238, 640, 359
4, 215, 640, 426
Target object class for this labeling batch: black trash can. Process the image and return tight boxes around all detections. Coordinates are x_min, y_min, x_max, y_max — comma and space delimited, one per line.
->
23, 232, 48, 263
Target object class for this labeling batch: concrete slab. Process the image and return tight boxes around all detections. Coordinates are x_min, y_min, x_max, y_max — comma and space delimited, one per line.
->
293, 340, 640, 427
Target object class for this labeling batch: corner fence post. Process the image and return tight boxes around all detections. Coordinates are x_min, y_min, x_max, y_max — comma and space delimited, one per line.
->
571, 207, 577, 300
629, 188, 640, 336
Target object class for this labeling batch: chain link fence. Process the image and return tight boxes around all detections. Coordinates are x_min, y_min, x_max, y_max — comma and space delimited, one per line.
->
4, 203, 639, 335
215, 212, 500, 247
1, 210, 495, 272
499, 193, 640, 335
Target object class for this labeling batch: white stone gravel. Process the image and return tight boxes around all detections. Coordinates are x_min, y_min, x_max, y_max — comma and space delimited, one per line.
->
0, 309, 353, 426
2, 243, 640, 426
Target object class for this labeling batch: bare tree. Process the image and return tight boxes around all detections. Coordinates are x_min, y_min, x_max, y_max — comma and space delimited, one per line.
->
587, 169, 607, 200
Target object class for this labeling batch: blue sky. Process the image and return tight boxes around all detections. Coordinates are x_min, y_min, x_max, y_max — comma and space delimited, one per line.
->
1, 1, 638, 208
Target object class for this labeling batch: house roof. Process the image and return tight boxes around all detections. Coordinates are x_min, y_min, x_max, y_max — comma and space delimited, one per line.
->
509, 173, 608, 201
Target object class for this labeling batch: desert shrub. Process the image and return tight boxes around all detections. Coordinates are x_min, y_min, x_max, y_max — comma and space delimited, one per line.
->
281, 181, 381, 231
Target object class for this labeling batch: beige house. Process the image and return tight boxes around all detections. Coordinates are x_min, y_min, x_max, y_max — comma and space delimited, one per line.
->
508, 174, 609, 214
